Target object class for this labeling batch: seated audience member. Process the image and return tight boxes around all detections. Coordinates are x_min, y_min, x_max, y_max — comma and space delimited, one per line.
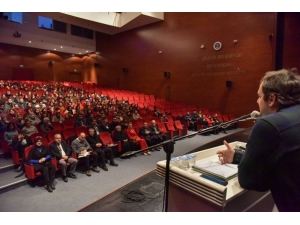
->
153, 108, 162, 117
27, 136, 56, 193
0, 102, 5, 115
12, 130, 32, 172
4, 122, 19, 146
7, 108, 17, 121
99, 118, 111, 133
28, 112, 41, 125
132, 110, 142, 120
184, 111, 196, 131
191, 110, 199, 123
211, 114, 223, 134
40, 117, 54, 134
18, 98, 26, 109
88, 119, 102, 135
64, 111, 74, 120
22, 120, 38, 137
71, 132, 100, 176
113, 125, 133, 153
52, 110, 65, 124
139, 122, 156, 152
86, 113, 95, 126
126, 122, 150, 156
109, 117, 120, 132
74, 113, 88, 127
149, 120, 167, 150
160, 113, 169, 123
49, 134, 78, 182
15, 113, 25, 131
86, 128, 118, 171
4, 98, 14, 112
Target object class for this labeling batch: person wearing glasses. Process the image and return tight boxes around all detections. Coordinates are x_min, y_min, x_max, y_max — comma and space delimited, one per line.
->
49, 134, 78, 182
27, 136, 56, 193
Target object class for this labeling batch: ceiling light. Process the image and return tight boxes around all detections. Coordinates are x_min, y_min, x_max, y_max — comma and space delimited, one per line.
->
79, 52, 81, 55
54, 49, 56, 50
86, 51, 89, 52
29, 41, 31, 43
61, 46, 63, 48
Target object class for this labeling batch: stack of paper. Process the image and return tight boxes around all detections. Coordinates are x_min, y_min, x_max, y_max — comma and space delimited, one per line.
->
192, 159, 238, 181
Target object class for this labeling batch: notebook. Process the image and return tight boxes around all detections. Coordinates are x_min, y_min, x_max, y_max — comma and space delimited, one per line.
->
192, 158, 238, 181
78, 151, 90, 158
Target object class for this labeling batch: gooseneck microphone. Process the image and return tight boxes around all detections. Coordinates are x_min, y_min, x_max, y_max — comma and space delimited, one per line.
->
238, 110, 260, 121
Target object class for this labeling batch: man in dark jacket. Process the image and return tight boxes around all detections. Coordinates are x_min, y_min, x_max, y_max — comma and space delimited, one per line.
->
49, 133, 78, 182
86, 128, 118, 171
113, 125, 132, 153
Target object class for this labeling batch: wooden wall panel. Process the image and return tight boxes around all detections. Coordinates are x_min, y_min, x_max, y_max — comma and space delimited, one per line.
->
96, 12, 277, 124
282, 13, 300, 69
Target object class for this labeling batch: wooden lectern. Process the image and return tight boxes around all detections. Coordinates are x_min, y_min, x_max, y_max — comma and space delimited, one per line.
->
156, 141, 276, 212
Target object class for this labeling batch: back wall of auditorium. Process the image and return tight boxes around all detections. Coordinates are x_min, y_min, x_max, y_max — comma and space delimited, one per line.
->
0, 12, 299, 127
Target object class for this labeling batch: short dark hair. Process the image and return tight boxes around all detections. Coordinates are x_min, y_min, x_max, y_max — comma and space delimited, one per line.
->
261, 68, 300, 108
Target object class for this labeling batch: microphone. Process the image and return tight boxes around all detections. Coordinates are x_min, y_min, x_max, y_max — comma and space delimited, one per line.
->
238, 110, 260, 121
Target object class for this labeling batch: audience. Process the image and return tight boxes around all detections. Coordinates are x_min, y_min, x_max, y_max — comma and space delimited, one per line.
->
0, 80, 236, 190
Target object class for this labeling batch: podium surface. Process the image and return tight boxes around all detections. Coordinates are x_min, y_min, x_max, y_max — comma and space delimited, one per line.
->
156, 129, 275, 212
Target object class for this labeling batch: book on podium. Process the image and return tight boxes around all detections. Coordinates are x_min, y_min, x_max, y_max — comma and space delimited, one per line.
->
192, 158, 238, 181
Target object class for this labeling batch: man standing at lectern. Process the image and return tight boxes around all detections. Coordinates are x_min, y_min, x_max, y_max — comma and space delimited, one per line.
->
217, 68, 300, 212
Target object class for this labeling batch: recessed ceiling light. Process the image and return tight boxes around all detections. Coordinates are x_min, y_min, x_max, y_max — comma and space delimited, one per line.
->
54, 49, 56, 50
86, 51, 88, 52
79, 52, 81, 54
61, 46, 63, 48
29, 41, 31, 43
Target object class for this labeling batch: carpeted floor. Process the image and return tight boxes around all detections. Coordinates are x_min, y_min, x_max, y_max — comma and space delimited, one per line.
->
0, 128, 243, 212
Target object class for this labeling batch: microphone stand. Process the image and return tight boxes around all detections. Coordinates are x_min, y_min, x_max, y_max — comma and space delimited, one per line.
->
119, 114, 256, 212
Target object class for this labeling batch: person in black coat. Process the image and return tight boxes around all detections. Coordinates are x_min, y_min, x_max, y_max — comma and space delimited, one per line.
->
49, 133, 78, 182
149, 120, 167, 150
74, 113, 88, 127
99, 118, 111, 133
113, 125, 133, 153
27, 136, 56, 193
139, 121, 156, 151
85, 128, 118, 171
88, 119, 102, 136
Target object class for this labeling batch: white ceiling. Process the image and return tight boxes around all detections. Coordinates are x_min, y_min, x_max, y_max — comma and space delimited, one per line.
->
0, 12, 164, 55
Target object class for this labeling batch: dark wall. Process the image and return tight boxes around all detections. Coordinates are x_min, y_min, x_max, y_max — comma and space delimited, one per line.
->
0, 43, 103, 83
96, 12, 277, 121
282, 13, 300, 69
